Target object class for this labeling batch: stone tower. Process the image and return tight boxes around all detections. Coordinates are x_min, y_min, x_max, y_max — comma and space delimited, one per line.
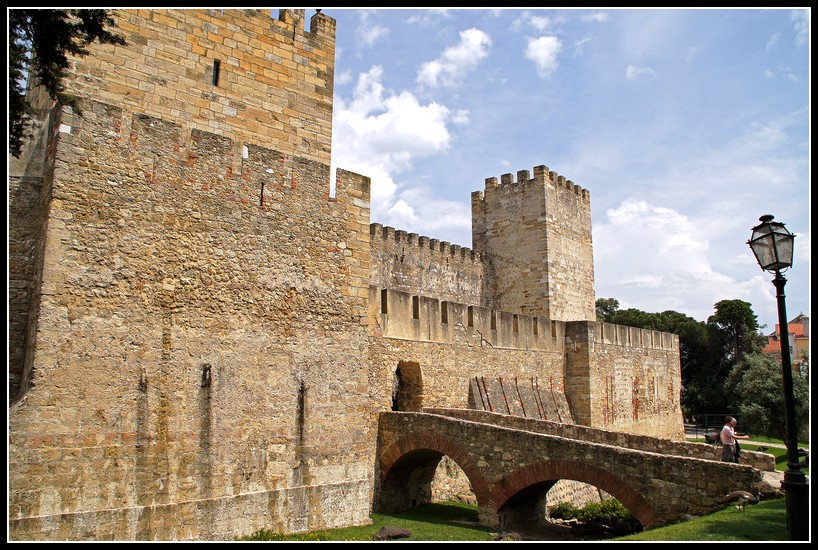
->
471, 165, 595, 321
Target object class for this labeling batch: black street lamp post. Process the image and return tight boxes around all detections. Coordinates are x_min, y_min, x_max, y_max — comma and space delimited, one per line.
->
747, 214, 808, 541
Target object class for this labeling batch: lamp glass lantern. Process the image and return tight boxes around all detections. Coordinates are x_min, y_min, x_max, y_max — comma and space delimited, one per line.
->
748, 214, 795, 272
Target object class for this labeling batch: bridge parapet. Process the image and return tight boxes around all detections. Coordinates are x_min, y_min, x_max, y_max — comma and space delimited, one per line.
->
425, 408, 775, 471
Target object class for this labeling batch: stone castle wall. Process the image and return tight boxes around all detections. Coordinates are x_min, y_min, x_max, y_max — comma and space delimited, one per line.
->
565, 322, 685, 440
369, 223, 484, 307
8, 9, 374, 540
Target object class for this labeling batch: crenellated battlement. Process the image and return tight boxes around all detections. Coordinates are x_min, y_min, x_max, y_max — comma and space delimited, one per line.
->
369, 223, 485, 306
370, 223, 481, 263
471, 164, 590, 204
471, 163, 595, 321
594, 322, 679, 351
370, 286, 679, 354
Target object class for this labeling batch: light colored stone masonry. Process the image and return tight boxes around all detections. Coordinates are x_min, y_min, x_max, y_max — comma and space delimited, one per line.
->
471, 167, 595, 321
8, 8, 685, 541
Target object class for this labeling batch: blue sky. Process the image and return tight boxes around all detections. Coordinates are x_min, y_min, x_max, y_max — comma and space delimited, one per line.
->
326, 8, 810, 333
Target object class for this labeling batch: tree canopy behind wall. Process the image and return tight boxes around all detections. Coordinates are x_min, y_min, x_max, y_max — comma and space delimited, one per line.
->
9, 9, 125, 157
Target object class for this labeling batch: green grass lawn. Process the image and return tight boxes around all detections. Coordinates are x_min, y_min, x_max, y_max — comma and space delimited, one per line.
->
616, 497, 788, 541
237, 497, 793, 542
236, 501, 496, 541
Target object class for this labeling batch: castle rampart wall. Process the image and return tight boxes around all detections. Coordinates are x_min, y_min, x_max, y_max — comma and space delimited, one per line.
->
564, 322, 684, 440
370, 287, 562, 352
369, 223, 484, 307
368, 287, 682, 440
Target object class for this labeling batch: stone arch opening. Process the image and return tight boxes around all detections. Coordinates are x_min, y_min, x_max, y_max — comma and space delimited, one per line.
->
493, 460, 655, 533
377, 448, 446, 512
377, 434, 490, 515
391, 361, 423, 412
432, 456, 477, 506
497, 480, 558, 530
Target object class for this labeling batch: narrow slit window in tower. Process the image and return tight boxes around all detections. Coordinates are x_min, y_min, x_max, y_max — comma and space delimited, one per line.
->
212, 59, 221, 86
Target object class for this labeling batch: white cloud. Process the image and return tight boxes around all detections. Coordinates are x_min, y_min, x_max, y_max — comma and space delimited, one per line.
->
765, 31, 781, 52
332, 65, 472, 244
384, 188, 472, 245
416, 28, 492, 88
406, 9, 452, 26
528, 15, 552, 31
593, 199, 752, 320
334, 66, 453, 174
592, 197, 808, 327
525, 35, 562, 78
582, 12, 608, 23
511, 11, 563, 32
626, 65, 657, 80
573, 37, 592, 57
335, 69, 353, 86
790, 9, 809, 47
361, 24, 389, 47
354, 10, 389, 49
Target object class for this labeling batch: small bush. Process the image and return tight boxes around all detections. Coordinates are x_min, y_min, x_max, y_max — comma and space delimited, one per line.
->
578, 499, 641, 533
549, 499, 640, 534
548, 501, 581, 520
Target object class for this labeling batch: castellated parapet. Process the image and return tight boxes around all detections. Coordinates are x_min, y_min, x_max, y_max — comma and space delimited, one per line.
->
370, 286, 563, 351
369, 223, 484, 307
472, 165, 595, 321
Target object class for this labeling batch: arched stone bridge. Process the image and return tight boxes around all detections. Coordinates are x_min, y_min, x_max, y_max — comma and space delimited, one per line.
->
376, 409, 770, 530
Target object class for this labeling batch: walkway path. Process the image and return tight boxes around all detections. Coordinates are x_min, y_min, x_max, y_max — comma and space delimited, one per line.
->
683, 424, 806, 450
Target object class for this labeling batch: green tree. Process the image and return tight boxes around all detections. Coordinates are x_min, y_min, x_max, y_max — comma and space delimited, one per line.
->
706, 299, 766, 364
702, 299, 767, 412
596, 297, 620, 322
9, 9, 125, 157
726, 352, 809, 440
